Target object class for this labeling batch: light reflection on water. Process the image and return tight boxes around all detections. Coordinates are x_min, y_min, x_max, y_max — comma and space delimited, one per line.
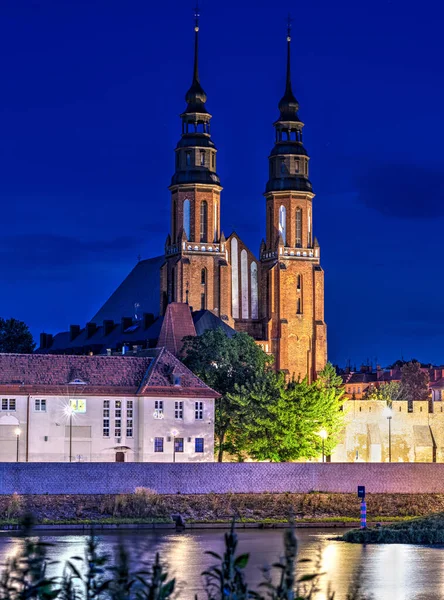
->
1, 529, 444, 600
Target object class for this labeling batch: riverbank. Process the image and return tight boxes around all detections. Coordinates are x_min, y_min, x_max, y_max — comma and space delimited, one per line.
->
342, 512, 444, 544
2, 490, 444, 529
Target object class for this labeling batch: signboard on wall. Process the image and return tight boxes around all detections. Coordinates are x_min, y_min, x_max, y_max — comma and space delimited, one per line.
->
69, 399, 86, 413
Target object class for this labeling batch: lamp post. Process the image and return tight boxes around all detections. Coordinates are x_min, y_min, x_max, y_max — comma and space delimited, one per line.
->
383, 406, 393, 463
319, 428, 328, 463
171, 429, 179, 463
15, 428, 21, 462
65, 406, 74, 462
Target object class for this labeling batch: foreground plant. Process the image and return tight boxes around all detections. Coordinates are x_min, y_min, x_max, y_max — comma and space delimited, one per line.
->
0, 517, 367, 600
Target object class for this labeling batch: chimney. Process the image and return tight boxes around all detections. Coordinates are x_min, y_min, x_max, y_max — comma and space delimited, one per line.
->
103, 320, 114, 336
70, 325, 81, 341
86, 322, 97, 339
121, 317, 133, 333
39, 333, 53, 350
143, 313, 154, 329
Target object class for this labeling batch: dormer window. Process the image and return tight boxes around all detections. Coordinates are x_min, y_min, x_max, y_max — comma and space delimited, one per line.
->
172, 374, 182, 387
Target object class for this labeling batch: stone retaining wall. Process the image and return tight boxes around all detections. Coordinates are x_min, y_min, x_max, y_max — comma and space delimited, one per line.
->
1, 463, 444, 495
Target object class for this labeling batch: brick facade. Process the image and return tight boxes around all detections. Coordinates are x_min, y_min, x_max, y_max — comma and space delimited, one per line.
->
158, 26, 327, 381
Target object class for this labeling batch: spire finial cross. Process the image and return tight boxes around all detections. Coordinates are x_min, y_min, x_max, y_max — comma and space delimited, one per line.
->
194, 2, 200, 32
287, 14, 293, 42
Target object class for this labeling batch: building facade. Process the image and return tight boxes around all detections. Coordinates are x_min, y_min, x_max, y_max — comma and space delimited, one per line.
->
0, 351, 217, 463
159, 18, 327, 381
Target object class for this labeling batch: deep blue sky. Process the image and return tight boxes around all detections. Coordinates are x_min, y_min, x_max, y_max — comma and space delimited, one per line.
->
0, 0, 442, 367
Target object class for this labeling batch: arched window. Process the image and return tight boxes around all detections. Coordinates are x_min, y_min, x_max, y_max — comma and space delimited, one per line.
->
296, 208, 302, 247
200, 150, 205, 166
241, 249, 249, 319
185, 151, 191, 166
231, 237, 239, 319
297, 274, 301, 291
183, 199, 191, 240
214, 200, 218, 241
307, 209, 311, 246
172, 200, 176, 241
200, 201, 208, 242
251, 262, 258, 319
279, 205, 286, 245
268, 206, 273, 247
294, 158, 300, 173
296, 297, 301, 314
201, 268, 206, 285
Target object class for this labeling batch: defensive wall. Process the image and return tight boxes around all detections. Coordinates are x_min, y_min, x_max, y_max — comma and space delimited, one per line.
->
2, 462, 444, 495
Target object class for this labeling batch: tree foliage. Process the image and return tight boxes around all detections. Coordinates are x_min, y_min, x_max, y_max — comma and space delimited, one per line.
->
183, 329, 345, 463
182, 329, 272, 462
0, 318, 35, 354
363, 381, 404, 404
400, 361, 430, 402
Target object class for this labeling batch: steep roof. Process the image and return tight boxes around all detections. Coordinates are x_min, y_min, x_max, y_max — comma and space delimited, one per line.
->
157, 303, 196, 356
0, 350, 219, 398
91, 256, 164, 323
192, 310, 236, 337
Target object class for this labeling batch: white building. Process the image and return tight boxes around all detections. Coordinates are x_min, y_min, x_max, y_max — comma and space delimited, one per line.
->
0, 348, 217, 462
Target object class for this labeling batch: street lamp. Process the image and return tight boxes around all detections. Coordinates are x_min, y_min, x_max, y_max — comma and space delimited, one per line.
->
383, 405, 393, 463
65, 405, 74, 462
319, 428, 328, 463
14, 428, 21, 462
171, 428, 179, 463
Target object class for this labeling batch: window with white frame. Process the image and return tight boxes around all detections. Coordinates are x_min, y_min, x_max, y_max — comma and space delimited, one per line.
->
34, 398, 46, 412
175, 401, 183, 419
1, 398, 16, 411
103, 400, 110, 437
126, 399, 133, 437
115, 400, 122, 437
195, 401, 203, 420
154, 400, 164, 418
154, 437, 164, 452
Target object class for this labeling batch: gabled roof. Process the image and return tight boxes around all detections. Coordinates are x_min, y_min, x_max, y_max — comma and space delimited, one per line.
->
192, 310, 236, 337
157, 303, 196, 356
91, 256, 164, 323
139, 347, 219, 398
0, 350, 219, 398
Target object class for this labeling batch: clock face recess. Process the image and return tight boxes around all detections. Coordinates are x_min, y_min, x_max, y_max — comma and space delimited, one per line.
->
70, 399, 87, 413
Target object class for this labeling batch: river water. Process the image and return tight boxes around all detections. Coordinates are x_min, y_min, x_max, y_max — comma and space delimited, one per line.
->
0, 528, 443, 599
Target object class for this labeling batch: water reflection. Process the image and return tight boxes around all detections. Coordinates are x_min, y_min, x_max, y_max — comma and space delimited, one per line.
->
1, 529, 444, 599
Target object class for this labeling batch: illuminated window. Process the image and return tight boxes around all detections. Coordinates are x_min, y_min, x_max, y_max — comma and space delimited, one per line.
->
1, 398, 16, 411
279, 205, 286, 245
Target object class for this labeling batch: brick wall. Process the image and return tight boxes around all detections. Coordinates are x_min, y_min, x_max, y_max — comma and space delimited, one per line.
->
2, 463, 444, 495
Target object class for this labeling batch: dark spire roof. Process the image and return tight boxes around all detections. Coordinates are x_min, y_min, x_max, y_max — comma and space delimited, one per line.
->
184, 5, 208, 115
277, 21, 299, 121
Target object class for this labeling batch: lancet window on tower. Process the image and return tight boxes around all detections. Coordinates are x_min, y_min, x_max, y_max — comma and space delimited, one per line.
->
200, 201, 208, 242
279, 205, 287, 245
296, 208, 302, 247
183, 199, 191, 240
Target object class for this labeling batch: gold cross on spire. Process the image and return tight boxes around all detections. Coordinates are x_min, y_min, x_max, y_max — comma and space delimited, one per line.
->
287, 13, 293, 42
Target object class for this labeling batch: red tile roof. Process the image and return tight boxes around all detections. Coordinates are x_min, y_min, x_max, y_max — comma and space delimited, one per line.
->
0, 350, 219, 398
156, 302, 196, 357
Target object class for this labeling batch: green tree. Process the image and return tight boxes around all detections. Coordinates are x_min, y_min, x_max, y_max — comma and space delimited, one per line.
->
0, 317, 35, 353
230, 363, 345, 462
363, 380, 403, 404
400, 361, 430, 402
182, 329, 272, 462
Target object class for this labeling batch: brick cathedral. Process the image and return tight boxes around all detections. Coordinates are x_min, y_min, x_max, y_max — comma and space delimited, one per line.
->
160, 17, 327, 381
39, 16, 327, 383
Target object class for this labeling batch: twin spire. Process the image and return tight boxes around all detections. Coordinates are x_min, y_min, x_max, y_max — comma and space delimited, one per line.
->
184, 3, 208, 114
278, 16, 300, 122
183, 9, 298, 120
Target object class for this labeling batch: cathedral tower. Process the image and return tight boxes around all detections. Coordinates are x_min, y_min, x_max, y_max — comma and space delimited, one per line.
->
161, 9, 231, 321
260, 24, 327, 381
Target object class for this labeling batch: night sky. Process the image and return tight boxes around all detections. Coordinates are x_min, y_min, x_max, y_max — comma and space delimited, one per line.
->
0, 0, 442, 367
